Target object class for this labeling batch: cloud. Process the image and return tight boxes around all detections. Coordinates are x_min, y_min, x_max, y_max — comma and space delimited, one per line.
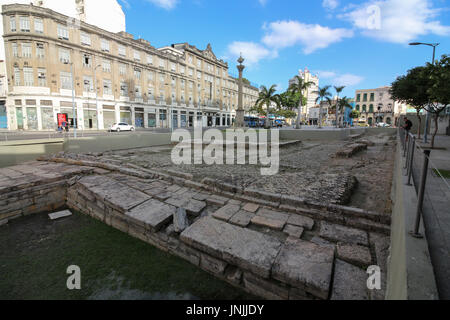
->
146, 0, 178, 10
323, 0, 339, 10
259, 0, 268, 6
119, 0, 131, 9
338, 0, 450, 44
261, 20, 354, 54
317, 70, 364, 87
226, 41, 277, 66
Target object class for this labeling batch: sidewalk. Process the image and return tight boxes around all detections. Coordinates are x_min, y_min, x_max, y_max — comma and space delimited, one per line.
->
411, 134, 450, 299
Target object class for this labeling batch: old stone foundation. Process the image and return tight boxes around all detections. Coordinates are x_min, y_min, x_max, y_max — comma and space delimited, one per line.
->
0, 160, 391, 300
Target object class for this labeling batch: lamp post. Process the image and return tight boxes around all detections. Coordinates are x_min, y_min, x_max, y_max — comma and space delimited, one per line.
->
93, 63, 101, 130
236, 54, 245, 128
409, 42, 439, 143
64, 60, 77, 138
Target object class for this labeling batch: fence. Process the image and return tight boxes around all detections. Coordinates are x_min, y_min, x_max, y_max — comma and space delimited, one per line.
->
399, 127, 450, 298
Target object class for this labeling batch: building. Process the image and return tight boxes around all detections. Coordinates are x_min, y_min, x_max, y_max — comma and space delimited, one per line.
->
0, 3, 259, 131
354, 86, 406, 126
289, 67, 319, 122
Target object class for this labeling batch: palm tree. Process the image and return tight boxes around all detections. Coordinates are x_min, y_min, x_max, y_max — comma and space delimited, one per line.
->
254, 85, 281, 128
337, 96, 352, 127
333, 86, 345, 128
314, 85, 332, 128
288, 76, 315, 129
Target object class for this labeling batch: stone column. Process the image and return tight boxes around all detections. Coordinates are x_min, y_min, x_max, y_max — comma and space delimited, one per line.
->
236, 55, 245, 128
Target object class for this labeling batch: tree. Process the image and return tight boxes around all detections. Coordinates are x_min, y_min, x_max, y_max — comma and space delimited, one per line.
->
314, 85, 332, 128
288, 76, 315, 129
350, 110, 360, 120
337, 96, 353, 127
334, 86, 345, 128
427, 54, 450, 148
390, 66, 429, 139
254, 85, 281, 128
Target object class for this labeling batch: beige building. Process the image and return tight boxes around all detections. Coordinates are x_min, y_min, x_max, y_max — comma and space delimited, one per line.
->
0, 3, 259, 131
355, 86, 406, 126
289, 67, 319, 122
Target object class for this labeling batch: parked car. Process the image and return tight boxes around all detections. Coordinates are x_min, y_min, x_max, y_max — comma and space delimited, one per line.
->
109, 123, 135, 132
377, 122, 391, 128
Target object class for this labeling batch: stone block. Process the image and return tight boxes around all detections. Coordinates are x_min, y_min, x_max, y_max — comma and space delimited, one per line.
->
336, 243, 372, 268
251, 208, 289, 231
125, 199, 176, 232
173, 207, 189, 233
242, 203, 259, 213
180, 217, 282, 278
165, 196, 206, 216
206, 195, 228, 206
200, 253, 228, 275
272, 238, 335, 300
319, 221, 369, 246
331, 259, 369, 300
243, 272, 289, 300
229, 210, 254, 228
287, 214, 315, 230
212, 204, 241, 222
283, 225, 304, 238
225, 266, 243, 285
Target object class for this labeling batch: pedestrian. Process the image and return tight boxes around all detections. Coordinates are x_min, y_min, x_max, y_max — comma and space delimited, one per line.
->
403, 116, 413, 142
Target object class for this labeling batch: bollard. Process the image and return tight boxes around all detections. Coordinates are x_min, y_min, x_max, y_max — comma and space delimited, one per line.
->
407, 136, 416, 186
403, 130, 408, 157
410, 149, 431, 238
404, 134, 412, 169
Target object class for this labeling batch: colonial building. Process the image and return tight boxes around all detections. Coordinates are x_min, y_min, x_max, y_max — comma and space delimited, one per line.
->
354, 86, 406, 126
289, 67, 319, 122
0, 3, 259, 131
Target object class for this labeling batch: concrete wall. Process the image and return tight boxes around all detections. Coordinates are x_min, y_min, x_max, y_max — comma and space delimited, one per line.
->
0, 132, 172, 168
385, 136, 439, 300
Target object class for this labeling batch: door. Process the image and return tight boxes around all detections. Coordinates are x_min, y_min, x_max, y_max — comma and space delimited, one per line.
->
135, 113, 144, 128
16, 107, 23, 130
103, 111, 115, 130
0, 105, 7, 129
148, 113, 156, 127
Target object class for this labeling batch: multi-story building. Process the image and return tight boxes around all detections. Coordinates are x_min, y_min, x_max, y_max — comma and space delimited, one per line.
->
0, 3, 259, 131
354, 86, 406, 126
289, 67, 319, 121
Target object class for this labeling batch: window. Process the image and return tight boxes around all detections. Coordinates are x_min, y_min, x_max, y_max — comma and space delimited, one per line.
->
10, 16, 16, 32
60, 72, 72, 89
14, 67, 21, 86
36, 43, 44, 59
100, 39, 110, 52
82, 53, 92, 68
159, 58, 165, 69
102, 59, 111, 73
147, 86, 154, 98
118, 45, 126, 57
37, 68, 46, 87
147, 55, 153, 65
188, 55, 193, 64
189, 68, 193, 77
22, 43, 32, 58
12, 43, 19, 58
59, 48, 70, 63
197, 71, 201, 80
135, 85, 142, 98
34, 18, 43, 33
362, 105, 367, 112
180, 65, 185, 74
119, 63, 127, 76
57, 24, 69, 40
120, 82, 128, 96
159, 73, 165, 84
356, 94, 360, 102
147, 71, 154, 82
134, 50, 141, 61
171, 62, 176, 71
83, 76, 93, 92
370, 93, 375, 102
103, 80, 112, 95
363, 93, 367, 102
197, 59, 201, 68
134, 68, 141, 79
81, 32, 91, 46
19, 16, 30, 32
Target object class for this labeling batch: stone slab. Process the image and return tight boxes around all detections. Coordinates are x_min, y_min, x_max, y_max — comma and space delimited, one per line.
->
319, 221, 369, 246
336, 243, 372, 268
173, 208, 189, 233
165, 196, 206, 216
229, 210, 254, 227
272, 238, 335, 299
48, 210, 73, 220
287, 214, 315, 231
283, 225, 304, 238
242, 203, 260, 213
180, 216, 283, 278
251, 208, 289, 231
212, 204, 241, 222
125, 199, 176, 231
331, 259, 369, 300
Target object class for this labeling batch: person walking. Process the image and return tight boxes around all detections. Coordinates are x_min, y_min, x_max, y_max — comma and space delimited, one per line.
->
403, 116, 413, 142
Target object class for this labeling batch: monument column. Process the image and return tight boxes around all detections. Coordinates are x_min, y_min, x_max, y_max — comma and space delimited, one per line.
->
236, 55, 245, 128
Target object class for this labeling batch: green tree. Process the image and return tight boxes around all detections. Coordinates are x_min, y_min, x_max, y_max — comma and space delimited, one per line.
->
427, 54, 450, 148
390, 66, 429, 139
288, 76, 315, 129
334, 86, 345, 128
336, 96, 353, 127
314, 85, 332, 128
254, 85, 281, 128
350, 109, 360, 120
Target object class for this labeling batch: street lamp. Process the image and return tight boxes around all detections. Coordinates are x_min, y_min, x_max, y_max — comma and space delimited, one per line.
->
409, 42, 440, 143
63, 60, 77, 138
93, 63, 101, 130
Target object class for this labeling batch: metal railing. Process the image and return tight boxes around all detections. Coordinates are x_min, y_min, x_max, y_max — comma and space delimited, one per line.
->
399, 128, 450, 237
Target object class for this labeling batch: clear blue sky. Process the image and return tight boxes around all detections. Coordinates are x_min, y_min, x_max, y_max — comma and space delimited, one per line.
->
120, 0, 450, 98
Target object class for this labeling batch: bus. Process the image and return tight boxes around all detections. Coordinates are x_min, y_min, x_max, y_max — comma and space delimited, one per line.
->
244, 116, 259, 128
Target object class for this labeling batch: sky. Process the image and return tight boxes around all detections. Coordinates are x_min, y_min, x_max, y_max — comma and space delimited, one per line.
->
119, 0, 450, 98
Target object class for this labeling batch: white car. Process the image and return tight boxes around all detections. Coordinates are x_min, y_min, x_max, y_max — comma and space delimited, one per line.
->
110, 123, 135, 132
377, 123, 391, 128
